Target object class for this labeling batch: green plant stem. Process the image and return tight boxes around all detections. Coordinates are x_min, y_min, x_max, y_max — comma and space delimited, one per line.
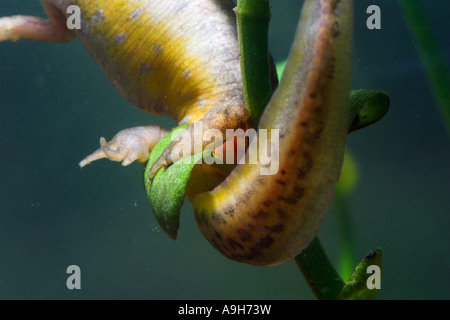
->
334, 151, 359, 282
399, 0, 450, 136
295, 237, 345, 300
236, 1, 345, 299
237, 0, 378, 300
235, 0, 273, 126
334, 188, 356, 281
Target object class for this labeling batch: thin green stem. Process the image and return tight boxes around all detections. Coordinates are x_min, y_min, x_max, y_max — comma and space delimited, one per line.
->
295, 237, 345, 300
334, 189, 356, 281
333, 151, 359, 282
399, 0, 450, 136
237, 0, 377, 300
235, 0, 273, 126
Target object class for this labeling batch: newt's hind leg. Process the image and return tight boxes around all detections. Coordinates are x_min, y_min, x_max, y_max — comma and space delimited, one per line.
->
79, 126, 169, 168
147, 98, 250, 180
0, 1, 74, 42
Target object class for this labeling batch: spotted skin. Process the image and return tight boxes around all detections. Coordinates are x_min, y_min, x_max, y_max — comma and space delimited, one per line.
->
193, 0, 353, 266
0, 0, 353, 266
0, 0, 248, 171
60, 0, 244, 124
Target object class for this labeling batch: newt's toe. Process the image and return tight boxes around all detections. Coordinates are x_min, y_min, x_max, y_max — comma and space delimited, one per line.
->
79, 125, 168, 168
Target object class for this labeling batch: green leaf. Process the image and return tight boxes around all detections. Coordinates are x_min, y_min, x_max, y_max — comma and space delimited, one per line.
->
399, 0, 450, 136
274, 63, 391, 133
337, 249, 383, 300
348, 89, 390, 133
144, 124, 200, 239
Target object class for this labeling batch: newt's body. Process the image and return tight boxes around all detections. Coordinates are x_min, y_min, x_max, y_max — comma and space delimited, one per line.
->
0, 0, 248, 167
0, 0, 354, 266
2, 0, 244, 123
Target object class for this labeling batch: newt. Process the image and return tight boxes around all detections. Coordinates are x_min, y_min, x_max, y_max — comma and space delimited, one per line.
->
0, 0, 356, 266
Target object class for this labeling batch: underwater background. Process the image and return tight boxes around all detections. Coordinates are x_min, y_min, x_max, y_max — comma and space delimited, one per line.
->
0, 0, 449, 299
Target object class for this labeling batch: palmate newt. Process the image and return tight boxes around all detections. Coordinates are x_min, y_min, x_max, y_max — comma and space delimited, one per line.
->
0, 0, 354, 266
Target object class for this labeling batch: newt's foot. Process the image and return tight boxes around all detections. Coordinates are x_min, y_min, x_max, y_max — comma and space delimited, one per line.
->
147, 98, 249, 181
0, 15, 74, 42
79, 125, 168, 168
0, 1, 76, 43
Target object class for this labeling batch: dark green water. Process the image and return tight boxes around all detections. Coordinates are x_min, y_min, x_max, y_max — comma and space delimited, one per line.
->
0, 0, 449, 299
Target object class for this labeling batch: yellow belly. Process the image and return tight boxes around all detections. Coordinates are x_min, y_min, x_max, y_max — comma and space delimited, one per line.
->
71, 0, 243, 124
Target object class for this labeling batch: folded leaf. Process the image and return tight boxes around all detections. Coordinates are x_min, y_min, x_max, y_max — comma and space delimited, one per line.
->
337, 249, 383, 300
144, 124, 200, 239
349, 90, 390, 133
